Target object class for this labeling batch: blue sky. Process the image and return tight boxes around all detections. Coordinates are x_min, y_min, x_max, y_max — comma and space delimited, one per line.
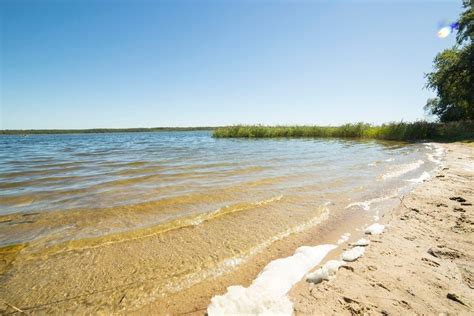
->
1, 0, 461, 129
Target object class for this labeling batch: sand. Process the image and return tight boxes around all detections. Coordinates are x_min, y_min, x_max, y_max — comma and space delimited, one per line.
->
290, 142, 474, 315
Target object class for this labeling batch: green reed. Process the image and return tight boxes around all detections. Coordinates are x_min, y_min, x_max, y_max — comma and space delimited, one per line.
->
212, 121, 474, 141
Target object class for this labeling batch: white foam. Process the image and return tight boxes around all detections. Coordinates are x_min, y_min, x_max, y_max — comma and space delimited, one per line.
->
382, 160, 424, 180
223, 258, 243, 268
346, 195, 396, 211
207, 244, 336, 315
336, 233, 351, 245
351, 238, 370, 246
427, 153, 441, 164
407, 171, 431, 183
306, 259, 344, 284
385, 158, 395, 162
365, 223, 385, 235
433, 144, 444, 155
342, 246, 365, 262
346, 200, 371, 211
426, 143, 444, 164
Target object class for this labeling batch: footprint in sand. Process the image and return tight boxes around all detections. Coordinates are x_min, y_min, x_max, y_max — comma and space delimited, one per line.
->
427, 246, 462, 260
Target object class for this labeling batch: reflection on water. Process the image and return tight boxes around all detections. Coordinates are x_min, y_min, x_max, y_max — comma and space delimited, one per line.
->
0, 132, 440, 313
0, 132, 435, 249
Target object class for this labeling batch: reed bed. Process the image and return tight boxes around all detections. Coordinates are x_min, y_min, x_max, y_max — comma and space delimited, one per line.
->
213, 121, 474, 141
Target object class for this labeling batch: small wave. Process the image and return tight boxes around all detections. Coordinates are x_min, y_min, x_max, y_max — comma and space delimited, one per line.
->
0, 166, 82, 180
425, 143, 444, 164
25, 195, 287, 257
211, 203, 331, 267
346, 194, 396, 211
190, 195, 283, 225
427, 154, 441, 164
381, 160, 424, 180
368, 157, 395, 167
407, 171, 431, 183
160, 204, 332, 299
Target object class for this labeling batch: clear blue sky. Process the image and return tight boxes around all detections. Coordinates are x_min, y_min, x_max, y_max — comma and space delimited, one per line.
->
0, 0, 461, 129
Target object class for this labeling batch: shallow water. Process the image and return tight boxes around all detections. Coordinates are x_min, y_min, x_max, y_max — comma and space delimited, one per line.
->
0, 132, 441, 311
0, 132, 437, 247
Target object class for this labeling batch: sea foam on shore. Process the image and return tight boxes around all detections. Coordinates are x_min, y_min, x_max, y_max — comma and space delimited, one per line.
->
207, 244, 336, 315
208, 142, 445, 315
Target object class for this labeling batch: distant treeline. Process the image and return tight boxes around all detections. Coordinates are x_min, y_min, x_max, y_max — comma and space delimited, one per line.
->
212, 121, 474, 141
0, 127, 214, 135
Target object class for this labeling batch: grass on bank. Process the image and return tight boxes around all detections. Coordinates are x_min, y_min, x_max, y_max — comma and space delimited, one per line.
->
213, 121, 474, 141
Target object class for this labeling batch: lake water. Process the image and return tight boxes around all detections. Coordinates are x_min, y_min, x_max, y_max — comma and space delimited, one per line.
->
0, 132, 442, 312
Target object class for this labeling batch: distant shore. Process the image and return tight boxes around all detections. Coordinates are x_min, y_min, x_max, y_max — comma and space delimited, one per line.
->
290, 142, 473, 315
0, 127, 214, 135
3, 121, 474, 140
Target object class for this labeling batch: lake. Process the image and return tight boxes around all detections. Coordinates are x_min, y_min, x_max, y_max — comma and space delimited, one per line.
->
0, 132, 441, 312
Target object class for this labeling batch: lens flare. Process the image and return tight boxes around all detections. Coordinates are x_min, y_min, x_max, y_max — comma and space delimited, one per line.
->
437, 21, 458, 39
437, 26, 451, 38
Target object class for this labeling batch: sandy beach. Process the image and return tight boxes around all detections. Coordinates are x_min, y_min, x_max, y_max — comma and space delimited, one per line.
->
2, 0, 473, 314
290, 142, 473, 315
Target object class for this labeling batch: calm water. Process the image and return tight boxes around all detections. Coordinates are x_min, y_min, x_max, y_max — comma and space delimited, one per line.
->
0, 131, 436, 248
0, 132, 442, 312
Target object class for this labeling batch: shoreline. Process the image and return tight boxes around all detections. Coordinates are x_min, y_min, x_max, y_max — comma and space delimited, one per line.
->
290, 142, 473, 315
0, 142, 471, 314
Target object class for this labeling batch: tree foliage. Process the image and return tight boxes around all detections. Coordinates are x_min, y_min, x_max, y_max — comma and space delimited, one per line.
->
425, 1, 473, 122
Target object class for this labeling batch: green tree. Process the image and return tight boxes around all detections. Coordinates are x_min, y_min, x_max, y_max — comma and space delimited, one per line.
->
425, 1, 473, 122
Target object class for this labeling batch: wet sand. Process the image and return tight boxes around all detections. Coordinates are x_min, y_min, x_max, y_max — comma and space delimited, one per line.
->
290, 142, 474, 315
